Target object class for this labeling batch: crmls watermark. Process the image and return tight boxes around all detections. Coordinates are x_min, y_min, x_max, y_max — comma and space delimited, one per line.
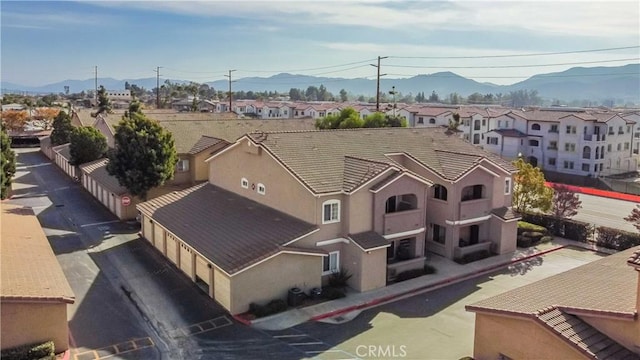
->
355, 345, 408, 358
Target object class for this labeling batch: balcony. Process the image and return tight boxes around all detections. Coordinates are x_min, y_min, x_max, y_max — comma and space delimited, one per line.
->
454, 241, 492, 259
584, 134, 606, 142
458, 198, 491, 221
387, 256, 426, 282
547, 146, 558, 151
383, 209, 422, 236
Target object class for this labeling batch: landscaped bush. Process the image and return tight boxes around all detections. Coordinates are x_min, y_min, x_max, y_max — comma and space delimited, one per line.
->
596, 226, 640, 250
521, 231, 545, 241
522, 213, 593, 242
423, 264, 437, 274
517, 236, 533, 248
517, 221, 547, 235
1, 340, 55, 360
454, 250, 491, 264
395, 268, 425, 282
328, 269, 352, 289
249, 299, 288, 318
521, 213, 559, 235
539, 235, 554, 243
321, 287, 346, 300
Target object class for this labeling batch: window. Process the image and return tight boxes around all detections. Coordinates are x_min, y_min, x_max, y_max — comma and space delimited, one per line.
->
548, 157, 556, 166
241, 178, 249, 189
504, 178, 511, 195
564, 143, 576, 152
531, 123, 541, 131
608, 126, 614, 135
581, 164, 590, 172
429, 118, 436, 124
582, 146, 591, 159
461, 185, 484, 201
385, 194, 417, 213
548, 141, 558, 150
549, 124, 558, 133
563, 161, 574, 169
505, 121, 509, 128
433, 184, 448, 201
474, 120, 481, 130
607, 144, 612, 152
322, 200, 340, 224
176, 159, 189, 172
566, 125, 576, 134
432, 224, 446, 244
482, 119, 486, 126
487, 137, 498, 145
618, 126, 624, 135
322, 251, 339, 274
498, 120, 502, 128
257, 183, 265, 195
617, 143, 622, 151
600, 163, 603, 171
418, 117, 424, 124
529, 139, 539, 147
473, 134, 480, 144
624, 142, 630, 150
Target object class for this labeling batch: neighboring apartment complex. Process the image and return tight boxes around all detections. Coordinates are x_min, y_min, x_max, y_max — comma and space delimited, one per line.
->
466, 247, 640, 359
137, 127, 519, 314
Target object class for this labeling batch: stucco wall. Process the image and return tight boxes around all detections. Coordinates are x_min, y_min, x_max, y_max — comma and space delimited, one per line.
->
473, 313, 587, 360
580, 315, 639, 353
345, 186, 373, 234
1, 301, 69, 352
230, 253, 322, 314
208, 139, 316, 223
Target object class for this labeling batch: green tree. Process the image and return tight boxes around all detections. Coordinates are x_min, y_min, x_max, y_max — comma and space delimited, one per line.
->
50, 111, 74, 146
1, 125, 16, 199
624, 205, 640, 232
428, 91, 439, 102
69, 127, 108, 166
107, 113, 178, 200
363, 112, 386, 128
512, 158, 553, 214
551, 184, 582, 219
95, 85, 112, 116
339, 89, 348, 102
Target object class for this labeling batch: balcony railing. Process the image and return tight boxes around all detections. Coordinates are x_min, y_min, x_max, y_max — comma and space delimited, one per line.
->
458, 198, 491, 221
547, 146, 558, 150
548, 128, 558, 133
387, 256, 426, 282
383, 209, 422, 235
454, 241, 492, 259
583, 134, 606, 142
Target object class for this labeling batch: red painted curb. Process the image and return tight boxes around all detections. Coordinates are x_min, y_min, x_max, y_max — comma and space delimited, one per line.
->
59, 349, 71, 360
232, 314, 252, 326
310, 245, 566, 322
546, 181, 640, 203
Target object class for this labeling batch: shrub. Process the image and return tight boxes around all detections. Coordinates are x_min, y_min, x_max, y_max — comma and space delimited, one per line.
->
517, 237, 533, 248
455, 250, 491, 264
395, 268, 425, 282
596, 226, 640, 250
521, 231, 545, 241
1, 341, 55, 360
249, 299, 288, 318
563, 219, 593, 242
322, 287, 346, 300
517, 221, 547, 234
328, 269, 352, 289
539, 235, 554, 243
423, 264, 437, 274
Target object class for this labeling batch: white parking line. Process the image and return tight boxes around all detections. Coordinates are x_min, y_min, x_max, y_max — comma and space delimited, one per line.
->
273, 334, 308, 338
80, 220, 120, 228
289, 342, 324, 346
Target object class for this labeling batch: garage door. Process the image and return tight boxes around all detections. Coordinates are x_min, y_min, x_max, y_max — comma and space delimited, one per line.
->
179, 244, 193, 279
102, 189, 108, 207
109, 194, 116, 213
166, 234, 178, 264
143, 217, 153, 243
196, 255, 211, 286
153, 225, 165, 254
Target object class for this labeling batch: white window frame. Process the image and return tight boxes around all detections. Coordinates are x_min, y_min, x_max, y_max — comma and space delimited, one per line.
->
176, 159, 189, 172
322, 251, 339, 275
504, 178, 511, 195
322, 200, 340, 224
257, 183, 265, 195
241, 178, 249, 189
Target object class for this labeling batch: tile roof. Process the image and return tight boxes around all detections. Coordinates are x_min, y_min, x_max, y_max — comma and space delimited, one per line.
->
137, 183, 318, 275
491, 206, 521, 221
1, 204, 74, 304
415, 107, 453, 117
467, 246, 638, 317
493, 129, 528, 138
245, 128, 515, 194
159, 119, 317, 154
536, 308, 636, 359
348, 231, 390, 250
627, 249, 640, 268
342, 156, 392, 193
189, 136, 225, 155
79, 158, 128, 195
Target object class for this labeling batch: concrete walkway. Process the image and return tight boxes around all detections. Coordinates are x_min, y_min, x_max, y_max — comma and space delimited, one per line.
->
241, 238, 615, 331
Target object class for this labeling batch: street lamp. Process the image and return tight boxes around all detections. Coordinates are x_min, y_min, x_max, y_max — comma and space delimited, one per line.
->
389, 86, 397, 117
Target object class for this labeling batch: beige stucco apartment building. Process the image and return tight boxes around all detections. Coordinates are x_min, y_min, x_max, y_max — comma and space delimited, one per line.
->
1, 204, 75, 353
466, 247, 640, 359
138, 127, 519, 314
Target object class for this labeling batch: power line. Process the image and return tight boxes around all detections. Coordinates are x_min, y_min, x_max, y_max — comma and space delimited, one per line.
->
385, 72, 640, 79
385, 58, 640, 69
388, 45, 640, 60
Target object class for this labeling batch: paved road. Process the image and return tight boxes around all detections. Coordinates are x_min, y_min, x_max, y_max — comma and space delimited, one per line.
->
573, 193, 638, 233
8, 149, 307, 360
289, 248, 607, 360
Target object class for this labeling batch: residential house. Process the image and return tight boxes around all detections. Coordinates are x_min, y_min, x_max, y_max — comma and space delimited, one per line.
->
1, 204, 75, 354
466, 247, 640, 359
137, 127, 519, 314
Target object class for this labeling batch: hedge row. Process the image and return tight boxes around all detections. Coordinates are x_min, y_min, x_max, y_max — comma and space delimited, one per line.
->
394, 264, 437, 283
596, 226, 640, 251
454, 250, 492, 264
249, 299, 288, 318
521, 213, 593, 242
0, 341, 55, 360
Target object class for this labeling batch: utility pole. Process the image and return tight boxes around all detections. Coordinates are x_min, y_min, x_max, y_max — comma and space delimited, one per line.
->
94, 66, 98, 105
154, 66, 162, 109
370, 56, 388, 112
225, 69, 236, 113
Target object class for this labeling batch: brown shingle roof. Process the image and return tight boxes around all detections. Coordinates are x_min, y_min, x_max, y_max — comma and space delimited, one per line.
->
491, 206, 521, 221
79, 158, 127, 195
348, 231, 390, 251
536, 308, 636, 359
136, 183, 318, 274
343, 156, 392, 193
246, 128, 515, 194
159, 119, 317, 154
627, 249, 640, 268
189, 136, 225, 155
1, 205, 74, 304
467, 247, 638, 317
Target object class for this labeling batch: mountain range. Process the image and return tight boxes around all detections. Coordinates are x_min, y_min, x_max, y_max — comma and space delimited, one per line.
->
2, 64, 638, 103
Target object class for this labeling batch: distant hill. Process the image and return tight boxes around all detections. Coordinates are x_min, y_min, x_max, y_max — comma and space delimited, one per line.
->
2, 64, 638, 103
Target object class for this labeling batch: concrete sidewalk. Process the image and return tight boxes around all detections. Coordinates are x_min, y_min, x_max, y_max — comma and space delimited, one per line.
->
240, 238, 615, 331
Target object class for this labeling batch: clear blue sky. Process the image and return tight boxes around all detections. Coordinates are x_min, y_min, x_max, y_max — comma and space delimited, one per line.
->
2, 0, 639, 86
